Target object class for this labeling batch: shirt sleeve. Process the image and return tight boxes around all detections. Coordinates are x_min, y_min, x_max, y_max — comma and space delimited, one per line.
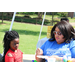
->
5, 54, 14, 62
71, 48, 75, 58
40, 40, 48, 52
40, 42, 45, 51
70, 40, 75, 58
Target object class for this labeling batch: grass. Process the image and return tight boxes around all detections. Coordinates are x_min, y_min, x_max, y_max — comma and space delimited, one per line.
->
0, 15, 75, 54
0, 20, 47, 54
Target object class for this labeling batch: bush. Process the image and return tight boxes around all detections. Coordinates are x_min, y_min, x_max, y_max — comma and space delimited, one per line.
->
0, 15, 50, 25
57, 12, 68, 17
17, 12, 35, 15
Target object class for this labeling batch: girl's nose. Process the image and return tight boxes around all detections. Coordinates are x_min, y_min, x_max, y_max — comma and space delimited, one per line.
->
16, 44, 19, 47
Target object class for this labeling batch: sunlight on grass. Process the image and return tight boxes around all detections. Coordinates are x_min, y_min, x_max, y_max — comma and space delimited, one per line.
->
0, 20, 47, 54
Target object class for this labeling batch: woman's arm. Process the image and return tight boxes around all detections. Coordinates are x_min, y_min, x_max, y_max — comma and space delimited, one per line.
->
35, 48, 43, 62
48, 55, 75, 62
71, 58, 75, 62
48, 55, 63, 62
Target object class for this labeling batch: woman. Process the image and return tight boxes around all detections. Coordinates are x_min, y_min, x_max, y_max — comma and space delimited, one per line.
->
35, 21, 75, 62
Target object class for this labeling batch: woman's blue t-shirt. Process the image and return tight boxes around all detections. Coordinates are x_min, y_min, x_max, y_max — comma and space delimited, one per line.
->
40, 40, 75, 58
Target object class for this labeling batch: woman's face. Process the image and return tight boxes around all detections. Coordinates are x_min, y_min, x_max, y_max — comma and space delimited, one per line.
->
53, 27, 66, 44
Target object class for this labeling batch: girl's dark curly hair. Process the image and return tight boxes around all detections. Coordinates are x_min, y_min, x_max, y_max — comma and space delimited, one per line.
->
2, 30, 19, 62
49, 21, 75, 43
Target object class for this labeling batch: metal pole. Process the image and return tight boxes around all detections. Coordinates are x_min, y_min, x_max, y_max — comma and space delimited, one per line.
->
9, 12, 16, 31
38, 12, 46, 41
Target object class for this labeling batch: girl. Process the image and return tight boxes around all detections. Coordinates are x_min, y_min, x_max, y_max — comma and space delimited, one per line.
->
35, 21, 75, 62
2, 30, 23, 62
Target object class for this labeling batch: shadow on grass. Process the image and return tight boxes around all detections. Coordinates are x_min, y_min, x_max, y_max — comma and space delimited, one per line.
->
0, 29, 47, 36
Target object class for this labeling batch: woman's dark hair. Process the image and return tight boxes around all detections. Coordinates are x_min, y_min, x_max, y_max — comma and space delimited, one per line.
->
61, 18, 69, 21
2, 30, 19, 62
49, 21, 75, 43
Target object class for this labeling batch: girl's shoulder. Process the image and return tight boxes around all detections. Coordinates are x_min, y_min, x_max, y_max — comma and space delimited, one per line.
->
5, 49, 14, 57
7, 49, 23, 56
17, 49, 23, 54
6, 49, 13, 53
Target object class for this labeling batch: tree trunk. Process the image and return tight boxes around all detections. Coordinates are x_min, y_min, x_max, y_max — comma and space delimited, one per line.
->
52, 12, 54, 25
2, 12, 3, 23
38, 12, 43, 19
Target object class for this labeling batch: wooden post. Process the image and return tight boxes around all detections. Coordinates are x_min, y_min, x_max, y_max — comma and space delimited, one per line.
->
52, 12, 54, 25
2, 12, 3, 23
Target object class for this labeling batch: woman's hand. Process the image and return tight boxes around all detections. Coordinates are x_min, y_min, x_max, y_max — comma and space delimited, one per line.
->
36, 48, 43, 55
35, 48, 43, 62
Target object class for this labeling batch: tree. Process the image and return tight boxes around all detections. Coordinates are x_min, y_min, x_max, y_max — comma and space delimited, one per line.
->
2, 12, 3, 23
57, 12, 68, 17
52, 12, 54, 25
38, 12, 43, 19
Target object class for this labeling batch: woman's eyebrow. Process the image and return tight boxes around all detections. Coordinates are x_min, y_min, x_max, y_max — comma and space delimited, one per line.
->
55, 30, 61, 32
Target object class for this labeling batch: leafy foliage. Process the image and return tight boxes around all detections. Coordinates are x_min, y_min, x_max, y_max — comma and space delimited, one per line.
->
57, 12, 68, 17
17, 12, 35, 15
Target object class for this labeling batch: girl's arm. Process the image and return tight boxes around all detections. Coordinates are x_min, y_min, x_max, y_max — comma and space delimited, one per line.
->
21, 58, 23, 62
21, 53, 23, 62
5, 53, 14, 62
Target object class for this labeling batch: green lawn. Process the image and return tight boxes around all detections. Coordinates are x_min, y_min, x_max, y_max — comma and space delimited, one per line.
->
0, 20, 47, 54
0, 19, 75, 54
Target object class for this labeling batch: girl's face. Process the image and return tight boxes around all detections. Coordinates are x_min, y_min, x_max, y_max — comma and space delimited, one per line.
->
10, 38, 19, 51
53, 27, 66, 44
